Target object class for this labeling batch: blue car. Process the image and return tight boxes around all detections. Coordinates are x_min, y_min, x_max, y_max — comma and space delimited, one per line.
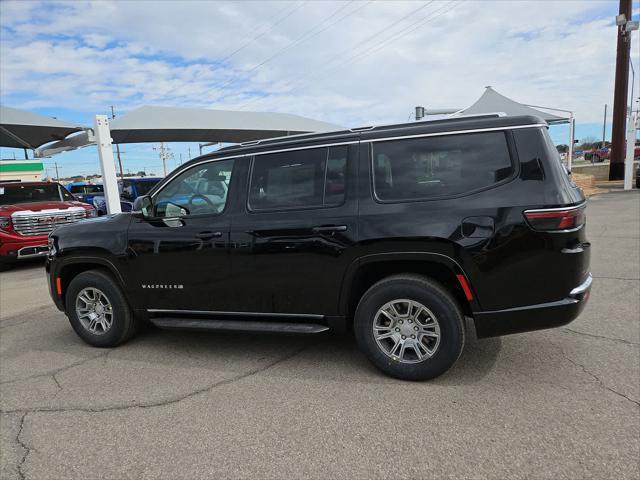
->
92, 177, 162, 215
65, 182, 104, 205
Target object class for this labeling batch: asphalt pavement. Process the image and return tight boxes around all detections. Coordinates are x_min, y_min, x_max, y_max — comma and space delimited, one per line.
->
1, 190, 638, 480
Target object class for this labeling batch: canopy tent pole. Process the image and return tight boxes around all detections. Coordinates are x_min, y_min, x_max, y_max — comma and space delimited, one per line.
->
568, 115, 575, 172
623, 110, 638, 190
93, 115, 121, 214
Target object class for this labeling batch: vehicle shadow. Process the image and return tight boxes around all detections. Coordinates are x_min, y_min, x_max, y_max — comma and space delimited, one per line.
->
112, 318, 503, 386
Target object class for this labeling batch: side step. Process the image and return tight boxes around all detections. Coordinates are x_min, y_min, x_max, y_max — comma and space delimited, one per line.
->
150, 317, 329, 334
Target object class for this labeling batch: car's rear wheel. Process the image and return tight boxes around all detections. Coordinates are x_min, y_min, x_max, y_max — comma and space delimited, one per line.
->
354, 275, 465, 380
65, 270, 139, 347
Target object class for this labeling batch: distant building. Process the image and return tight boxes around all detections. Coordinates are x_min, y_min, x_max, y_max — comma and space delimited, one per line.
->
0, 160, 44, 182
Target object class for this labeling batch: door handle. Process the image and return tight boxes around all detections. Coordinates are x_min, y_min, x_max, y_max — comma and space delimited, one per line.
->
311, 225, 347, 234
196, 231, 223, 239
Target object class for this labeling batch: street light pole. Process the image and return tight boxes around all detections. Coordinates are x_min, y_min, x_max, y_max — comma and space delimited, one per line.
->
602, 104, 607, 148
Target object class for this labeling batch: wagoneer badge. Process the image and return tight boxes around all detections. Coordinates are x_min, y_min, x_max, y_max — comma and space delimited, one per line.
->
141, 284, 184, 289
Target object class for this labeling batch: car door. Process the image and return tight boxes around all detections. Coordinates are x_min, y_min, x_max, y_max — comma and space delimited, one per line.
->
229, 143, 359, 316
126, 157, 237, 312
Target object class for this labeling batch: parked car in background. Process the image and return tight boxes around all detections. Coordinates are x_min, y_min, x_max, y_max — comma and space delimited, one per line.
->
47, 114, 591, 381
0, 181, 96, 270
120, 177, 162, 201
584, 146, 610, 163
65, 182, 104, 205
91, 177, 162, 215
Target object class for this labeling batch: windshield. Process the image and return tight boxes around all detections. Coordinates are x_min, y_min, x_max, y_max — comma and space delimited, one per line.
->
0, 183, 74, 205
135, 179, 161, 196
69, 184, 103, 194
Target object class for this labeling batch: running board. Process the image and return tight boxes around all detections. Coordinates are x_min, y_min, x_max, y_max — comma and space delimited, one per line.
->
150, 317, 329, 334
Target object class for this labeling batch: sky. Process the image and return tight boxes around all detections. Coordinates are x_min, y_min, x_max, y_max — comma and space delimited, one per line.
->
0, 0, 638, 177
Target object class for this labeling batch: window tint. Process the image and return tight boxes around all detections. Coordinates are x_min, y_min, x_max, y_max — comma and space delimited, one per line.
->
372, 131, 513, 201
249, 146, 347, 211
153, 159, 234, 217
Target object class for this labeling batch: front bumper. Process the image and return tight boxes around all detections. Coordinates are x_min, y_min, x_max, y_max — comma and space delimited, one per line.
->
0, 235, 49, 263
473, 274, 592, 338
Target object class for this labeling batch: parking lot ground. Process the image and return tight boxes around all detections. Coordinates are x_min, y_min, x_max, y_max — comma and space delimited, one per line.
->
1, 190, 638, 480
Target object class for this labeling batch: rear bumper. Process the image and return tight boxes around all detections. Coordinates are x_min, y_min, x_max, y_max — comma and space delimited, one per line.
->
473, 274, 592, 338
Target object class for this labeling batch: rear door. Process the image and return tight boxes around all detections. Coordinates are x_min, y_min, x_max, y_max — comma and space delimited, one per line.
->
229, 143, 359, 315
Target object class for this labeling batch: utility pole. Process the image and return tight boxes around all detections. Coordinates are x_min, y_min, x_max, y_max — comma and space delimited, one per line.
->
110, 106, 125, 181
54, 162, 60, 181
609, 0, 633, 180
602, 104, 608, 148
153, 142, 173, 177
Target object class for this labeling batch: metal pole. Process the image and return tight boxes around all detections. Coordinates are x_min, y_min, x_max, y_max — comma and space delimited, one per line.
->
93, 115, 122, 214
23, 148, 28, 159
602, 104, 608, 148
110, 106, 125, 181
623, 110, 638, 190
568, 115, 575, 172
54, 162, 60, 181
609, 0, 633, 180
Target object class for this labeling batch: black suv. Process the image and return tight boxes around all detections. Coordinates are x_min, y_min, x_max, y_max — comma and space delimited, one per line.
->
47, 115, 591, 380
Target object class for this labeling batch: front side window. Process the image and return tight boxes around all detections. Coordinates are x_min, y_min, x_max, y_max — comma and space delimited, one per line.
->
153, 159, 234, 217
372, 131, 513, 201
248, 145, 348, 211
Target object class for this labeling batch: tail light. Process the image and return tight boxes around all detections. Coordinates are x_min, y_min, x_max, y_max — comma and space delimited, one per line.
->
524, 204, 586, 232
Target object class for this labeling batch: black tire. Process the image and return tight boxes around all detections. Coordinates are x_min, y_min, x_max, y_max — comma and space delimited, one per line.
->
354, 274, 465, 381
0, 261, 12, 272
65, 270, 139, 348
592, 154, 600, 163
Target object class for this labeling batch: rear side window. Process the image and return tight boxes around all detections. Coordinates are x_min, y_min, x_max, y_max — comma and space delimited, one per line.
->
372, 131, 513, 201
248, 146, 347, 211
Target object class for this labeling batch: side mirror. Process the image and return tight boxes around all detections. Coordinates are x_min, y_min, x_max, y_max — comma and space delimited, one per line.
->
132, 195, 153, 218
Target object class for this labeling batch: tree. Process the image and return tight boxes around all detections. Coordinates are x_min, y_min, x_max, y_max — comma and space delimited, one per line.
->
556, 144, 569, 153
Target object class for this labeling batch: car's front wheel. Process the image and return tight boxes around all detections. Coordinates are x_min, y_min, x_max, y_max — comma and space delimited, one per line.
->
65, 270, 140, 347
354, 275, 465, 380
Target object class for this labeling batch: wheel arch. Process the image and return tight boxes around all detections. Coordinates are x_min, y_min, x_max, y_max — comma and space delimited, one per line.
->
339, 253, 479, 326
57, 256, 127, 307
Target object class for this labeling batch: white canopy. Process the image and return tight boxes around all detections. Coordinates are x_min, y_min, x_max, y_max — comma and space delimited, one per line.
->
108, 105, 343, 144
457, 87, 570, 124
0, 106, 82, 149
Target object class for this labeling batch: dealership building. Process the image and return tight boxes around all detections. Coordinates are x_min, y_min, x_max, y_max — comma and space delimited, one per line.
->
0, 159, 44, 182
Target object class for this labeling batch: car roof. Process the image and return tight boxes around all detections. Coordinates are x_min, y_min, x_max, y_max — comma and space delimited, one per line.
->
187, 114, 546, 166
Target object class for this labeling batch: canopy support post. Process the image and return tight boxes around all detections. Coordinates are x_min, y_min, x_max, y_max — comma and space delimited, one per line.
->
568, 115, 575, 172
623, 110, 638, 190
93, 115, 121, 214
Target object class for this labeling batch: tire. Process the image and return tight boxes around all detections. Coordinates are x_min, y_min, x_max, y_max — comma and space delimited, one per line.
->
354, 275, 465, 381
0, 260, 12, 272
65, 270, 139, 348
592, 154, 600, 163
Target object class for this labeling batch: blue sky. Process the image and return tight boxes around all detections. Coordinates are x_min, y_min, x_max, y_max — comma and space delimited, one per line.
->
1, 0, 638, 177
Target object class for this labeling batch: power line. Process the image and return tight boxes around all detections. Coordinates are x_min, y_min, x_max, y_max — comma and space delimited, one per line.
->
217, 1, 306, 64
239, 0, 457, 110
214, 0, 361, 94
160, 2, 306, 100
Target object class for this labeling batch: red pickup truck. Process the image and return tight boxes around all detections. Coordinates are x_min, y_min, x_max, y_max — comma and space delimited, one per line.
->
0, 181, 96, 270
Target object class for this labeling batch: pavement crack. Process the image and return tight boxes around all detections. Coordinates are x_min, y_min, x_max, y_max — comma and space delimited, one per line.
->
560, 327, 640, 346
560, 349, 640, 408
0, 351, 110, 387
0, 343, 314, 415
16, 412, 30, 480
592, 275, 640, 281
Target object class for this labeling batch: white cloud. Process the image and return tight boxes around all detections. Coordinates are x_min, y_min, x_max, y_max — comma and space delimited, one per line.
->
0, 0, 636, 126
